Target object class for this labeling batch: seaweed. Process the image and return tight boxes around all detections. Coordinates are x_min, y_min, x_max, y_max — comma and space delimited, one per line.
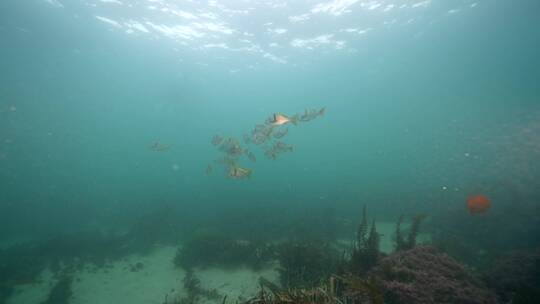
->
40, 275, 73, 304
370, 246, 497, 304
349, 206, 381, 275
357, 205, 368, 250
243, 275, 383, 304
181, 269, 201, 304
168, 269, 221, 304
174, 229, 273, 270
394, 214, 426, 251
276, 240, 339, 289
245, 276, 340, 304
340, 275, 384, 304
394, 215, 406, 252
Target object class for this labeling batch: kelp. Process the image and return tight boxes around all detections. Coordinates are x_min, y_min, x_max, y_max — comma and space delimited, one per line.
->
349, 206, 381, 275
276, 240, 339, 289
394, 214, 426, 251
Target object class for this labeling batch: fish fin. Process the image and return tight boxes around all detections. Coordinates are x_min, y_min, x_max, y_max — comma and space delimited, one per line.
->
319, 107, 326, 116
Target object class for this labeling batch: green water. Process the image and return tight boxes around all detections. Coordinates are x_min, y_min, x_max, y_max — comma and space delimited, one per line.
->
0, 0, 539, 250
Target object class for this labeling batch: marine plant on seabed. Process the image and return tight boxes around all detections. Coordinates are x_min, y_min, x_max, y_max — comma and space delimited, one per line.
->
247, 206, 386, 303
276, 239, 339, 289
174, 229, 273, 271
393, 213, 427, 251
240, 204, 501, 304
347, 205, 381, 276
240, 273, 385, 304
368, 246, 498, 304
163, 268, 221, 304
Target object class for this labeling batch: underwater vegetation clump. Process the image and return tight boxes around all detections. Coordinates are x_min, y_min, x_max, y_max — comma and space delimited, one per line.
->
244, 274, 385, 304
369, 246, 497, 304
276, 240, 339, 289
394, 214, 427, 252
243, 206, 503, 304
484, 249, 540, 304
245, 245, 500, 304
347, 205, 381, 276
244, 275, 342, 304
165, 268, 221, 304
174, 229, 273, 271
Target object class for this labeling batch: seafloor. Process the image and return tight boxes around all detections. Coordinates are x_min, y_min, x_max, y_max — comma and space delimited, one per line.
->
4, 222, 421, 304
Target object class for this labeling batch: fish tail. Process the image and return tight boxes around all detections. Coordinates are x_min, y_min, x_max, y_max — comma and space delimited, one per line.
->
319, 107, 326, 116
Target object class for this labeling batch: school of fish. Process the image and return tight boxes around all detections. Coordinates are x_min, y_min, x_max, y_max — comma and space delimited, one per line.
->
207, 107, 325, 179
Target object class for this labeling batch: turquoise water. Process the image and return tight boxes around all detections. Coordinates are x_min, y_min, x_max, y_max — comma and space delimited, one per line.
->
1, 0, 539, 257
1, 1, 540, 303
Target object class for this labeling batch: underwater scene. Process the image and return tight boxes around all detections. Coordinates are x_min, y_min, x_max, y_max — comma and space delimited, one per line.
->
1, 0, 539, 303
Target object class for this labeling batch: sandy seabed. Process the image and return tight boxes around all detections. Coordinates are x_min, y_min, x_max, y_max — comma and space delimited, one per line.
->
5, 222, 428, 304
7, 246, 279, 304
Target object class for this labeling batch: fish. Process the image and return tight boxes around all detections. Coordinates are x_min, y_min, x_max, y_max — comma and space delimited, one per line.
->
229, 144, 244, 157
264, 149, 277, 160
262, 141, 293, 160
273, 128, 288, 139
300, 107, 326, 122
268, 113, 298, 126
252, 133, 269, 145
228, 166, 252, 179
256, 124, 274, 136
218, 137, 244, 157
150, 142, 170, 151
273, 141, 294, 153
247, 124, 274, 145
